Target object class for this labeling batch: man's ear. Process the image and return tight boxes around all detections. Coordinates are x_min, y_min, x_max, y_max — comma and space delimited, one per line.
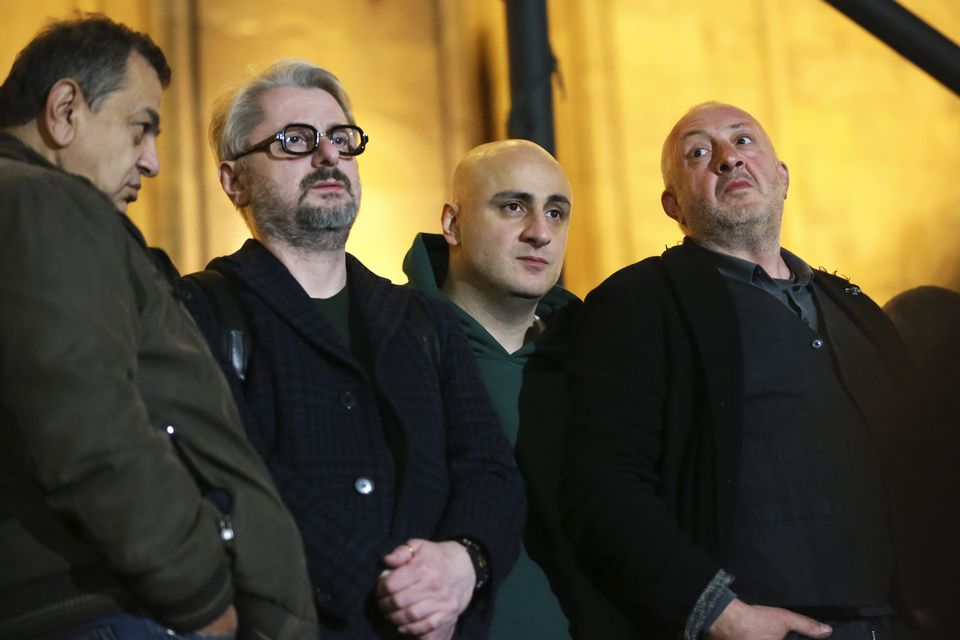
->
661, 189, 683, 225
219, 161, 249, 208
778, 161, 790, 200
441, 202, 460, 247
44, 79, 83, 147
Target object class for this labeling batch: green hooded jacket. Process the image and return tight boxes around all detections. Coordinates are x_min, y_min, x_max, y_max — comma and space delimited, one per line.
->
403, 233, 633, 639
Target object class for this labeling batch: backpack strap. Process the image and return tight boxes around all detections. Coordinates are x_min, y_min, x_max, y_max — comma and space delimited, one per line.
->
405, 294, 443, 374
185, 269, 251, 381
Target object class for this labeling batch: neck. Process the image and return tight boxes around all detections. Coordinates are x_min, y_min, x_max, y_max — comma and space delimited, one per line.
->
258, 233, 347, 298
442, 276, 541, 354
695, 236, 790, 279
4, 123, 57, 165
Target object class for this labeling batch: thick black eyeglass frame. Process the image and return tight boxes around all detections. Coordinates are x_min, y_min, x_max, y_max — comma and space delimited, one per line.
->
232, 123, 368, 160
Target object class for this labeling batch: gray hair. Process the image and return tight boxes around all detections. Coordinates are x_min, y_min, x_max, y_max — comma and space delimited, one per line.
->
209, 59, 355, 163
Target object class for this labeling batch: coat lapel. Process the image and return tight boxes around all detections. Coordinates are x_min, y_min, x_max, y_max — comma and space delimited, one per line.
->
661, 242, 744, 546
213, 239, 358, 369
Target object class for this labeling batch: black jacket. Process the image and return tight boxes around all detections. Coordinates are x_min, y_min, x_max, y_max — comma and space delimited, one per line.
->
182, 240, 525, 638
561, 240, 912, 638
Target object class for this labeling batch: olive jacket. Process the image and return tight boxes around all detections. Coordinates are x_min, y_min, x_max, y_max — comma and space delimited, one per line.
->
0, 132, 317, 640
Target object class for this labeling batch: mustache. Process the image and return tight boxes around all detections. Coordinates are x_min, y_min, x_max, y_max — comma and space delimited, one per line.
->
717, 171, 755, 191
299, 168, 354, 195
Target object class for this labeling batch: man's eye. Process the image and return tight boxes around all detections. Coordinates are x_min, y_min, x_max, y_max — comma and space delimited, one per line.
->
132, 123, 151, 142
286, 134, 304, 144
735, 135, 753, 145
546, 208, 563, 220
504, 202, 523, 212
691, 147, 708, 158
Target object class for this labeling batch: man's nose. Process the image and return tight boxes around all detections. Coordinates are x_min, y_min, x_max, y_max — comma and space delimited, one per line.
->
312, 138, 341, 166
713, 142, 744, 174
521, 213, 552, 248
137, 137, 160, 177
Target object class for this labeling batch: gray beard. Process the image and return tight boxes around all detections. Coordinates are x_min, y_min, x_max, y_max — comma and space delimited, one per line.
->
247, 172, 358, 252
687, 199, 783, 255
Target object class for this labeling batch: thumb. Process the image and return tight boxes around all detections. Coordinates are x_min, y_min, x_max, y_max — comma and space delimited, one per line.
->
783, 611, 832, 639
382, 546, 414, 568
383, 538, 426, 568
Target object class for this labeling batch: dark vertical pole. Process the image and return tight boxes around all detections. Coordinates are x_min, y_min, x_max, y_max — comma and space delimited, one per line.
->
504, 0, 557, 155
823, 0, 960, 97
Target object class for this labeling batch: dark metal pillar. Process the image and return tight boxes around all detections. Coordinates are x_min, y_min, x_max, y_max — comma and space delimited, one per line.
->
504, 0, 557, 155
823, 0, 960, 97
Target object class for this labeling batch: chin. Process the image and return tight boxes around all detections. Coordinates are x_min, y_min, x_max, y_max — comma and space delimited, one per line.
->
508, 285, 552, 300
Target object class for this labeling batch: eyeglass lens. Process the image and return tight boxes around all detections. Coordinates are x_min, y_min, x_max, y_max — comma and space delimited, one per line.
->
282, 125, 362, 155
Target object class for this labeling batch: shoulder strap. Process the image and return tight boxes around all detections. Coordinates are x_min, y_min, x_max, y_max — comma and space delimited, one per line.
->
185, 269, 251, 381
405, 294, 442, 374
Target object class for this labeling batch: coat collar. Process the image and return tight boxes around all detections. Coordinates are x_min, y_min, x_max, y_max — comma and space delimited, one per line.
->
402, 232, 581, 361
210, 239, 410, 367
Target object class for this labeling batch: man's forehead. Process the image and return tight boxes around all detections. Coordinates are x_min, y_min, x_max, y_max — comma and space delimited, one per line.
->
113, 52, 163, 109
474, 151, 568, 191
675, 106, 760, 140
259, 86, 344, 127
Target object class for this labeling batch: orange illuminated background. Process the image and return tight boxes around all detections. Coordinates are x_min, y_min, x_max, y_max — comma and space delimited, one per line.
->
3, 0, 958, 304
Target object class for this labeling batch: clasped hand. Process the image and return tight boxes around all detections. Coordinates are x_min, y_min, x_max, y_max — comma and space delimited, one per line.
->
377, 539, 476, 638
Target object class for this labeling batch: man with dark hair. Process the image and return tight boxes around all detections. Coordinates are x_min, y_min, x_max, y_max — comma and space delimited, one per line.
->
0, 15, 317, 639
563, 102, 926, 640
181, 59, 525, 639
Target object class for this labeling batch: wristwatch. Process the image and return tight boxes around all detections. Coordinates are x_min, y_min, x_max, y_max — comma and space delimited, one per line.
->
456, 537, 490, 591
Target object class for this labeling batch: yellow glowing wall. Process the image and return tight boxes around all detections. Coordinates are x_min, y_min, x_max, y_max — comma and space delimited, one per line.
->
551, 0, 960, 303
2, 0, 958, 304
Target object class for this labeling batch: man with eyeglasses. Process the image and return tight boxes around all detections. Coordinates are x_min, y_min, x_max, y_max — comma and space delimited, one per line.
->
181, 59, 524, 639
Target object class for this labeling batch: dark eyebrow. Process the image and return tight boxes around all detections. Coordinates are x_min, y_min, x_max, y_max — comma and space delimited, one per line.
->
491, 190, 571, 208
491, 190, 534, 205
546, 194, 571, 207
144, 108, 161, 135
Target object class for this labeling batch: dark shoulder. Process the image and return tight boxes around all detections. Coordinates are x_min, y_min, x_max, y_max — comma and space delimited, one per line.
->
584, 254, 669, 305
813, 269, 885, 314
0, 156, 113, 214
399, 285, 458, 332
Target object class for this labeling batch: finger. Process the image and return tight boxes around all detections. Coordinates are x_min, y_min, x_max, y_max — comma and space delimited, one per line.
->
378, 562, 424, 597
382, 603, 419, 627
383, 543, 417, 568
377, 585, 427, 617
384, 598, 440, 628
398, 611, 451, 637
783, 611, 832, 638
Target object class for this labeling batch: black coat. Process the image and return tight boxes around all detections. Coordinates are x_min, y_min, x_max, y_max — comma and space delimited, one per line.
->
182, 240, 525, 639
561, 241, 912, 638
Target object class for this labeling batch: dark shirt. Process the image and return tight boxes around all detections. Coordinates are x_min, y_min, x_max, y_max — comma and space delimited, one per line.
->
692, 241, 819, 332
684, 240, 820, 637
312, 285, 351, 346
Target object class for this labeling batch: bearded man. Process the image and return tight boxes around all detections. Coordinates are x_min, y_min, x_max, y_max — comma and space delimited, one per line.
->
180, 60, 524, 639
561, 103, 929, 640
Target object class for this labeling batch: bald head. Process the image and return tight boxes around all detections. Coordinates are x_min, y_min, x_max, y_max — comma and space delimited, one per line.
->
441, 139, 572, 305
657, 102, 789, 254
451, 139, 566, 204
660, 102, 779, 190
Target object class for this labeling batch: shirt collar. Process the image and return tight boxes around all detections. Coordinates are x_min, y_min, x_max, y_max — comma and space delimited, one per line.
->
687, 238, 814, 289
